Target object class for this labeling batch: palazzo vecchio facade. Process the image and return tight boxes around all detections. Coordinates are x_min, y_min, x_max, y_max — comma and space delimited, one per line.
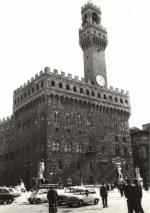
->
0, 2, 133, 186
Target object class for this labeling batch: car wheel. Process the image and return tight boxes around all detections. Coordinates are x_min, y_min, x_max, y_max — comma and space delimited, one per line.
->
7, 199, 13, 204
78, 200, 84, 207
36, 199, 41, 204
94, 198, 99, 205
29, 201, 33, 204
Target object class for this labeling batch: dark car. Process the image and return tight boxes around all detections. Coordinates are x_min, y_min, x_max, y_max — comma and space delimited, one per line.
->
0, 187, 15, 204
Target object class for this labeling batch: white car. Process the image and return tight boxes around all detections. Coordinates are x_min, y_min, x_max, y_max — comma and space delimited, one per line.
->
61, 187, 99, 207
28, 189, 48, 204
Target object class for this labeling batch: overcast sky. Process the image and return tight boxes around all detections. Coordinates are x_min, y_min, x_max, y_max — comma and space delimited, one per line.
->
0, 0, 149, 128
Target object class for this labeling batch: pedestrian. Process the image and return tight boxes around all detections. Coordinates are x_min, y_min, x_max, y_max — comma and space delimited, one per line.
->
118, 183, 124, 197
47, 186, 59, 213
133, 178, 144, 213
124, 179, 139, 213
100, 182, 108, 208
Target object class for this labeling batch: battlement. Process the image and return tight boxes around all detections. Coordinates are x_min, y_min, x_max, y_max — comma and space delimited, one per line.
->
12, 67, 130, 113
81, 1, 101, 14
0, 115, 14, 126
13, 67, 129, 96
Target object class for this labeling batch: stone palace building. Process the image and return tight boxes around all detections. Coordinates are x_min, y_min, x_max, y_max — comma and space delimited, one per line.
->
0, 2, 133, 186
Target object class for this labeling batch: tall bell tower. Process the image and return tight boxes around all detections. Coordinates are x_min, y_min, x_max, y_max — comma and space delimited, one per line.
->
79, 2, 108, 87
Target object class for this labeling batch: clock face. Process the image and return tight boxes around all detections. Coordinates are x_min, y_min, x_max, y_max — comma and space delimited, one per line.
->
96, 75, 105, 86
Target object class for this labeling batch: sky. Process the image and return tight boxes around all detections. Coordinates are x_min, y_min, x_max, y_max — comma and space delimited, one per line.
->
0, 0, 149, 128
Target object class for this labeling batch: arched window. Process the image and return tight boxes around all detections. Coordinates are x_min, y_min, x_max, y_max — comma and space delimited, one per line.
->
92, 91, 95, 96
65, 113, 70, 123
73, 86, 77, 92
97, 93, 101, 98
64, 142, 72, 152
101, 146, 106, 154
77, 115, 81, 124
120, 98, 123, 104
109, 96, 112, 101
76, 144, 84, 153
115, 97, 118, 102
51, 81, 55, 86
53, 141, 60, 151
86, 90, 89, 95
58, 160, 62, 169
59, 82, 63, 88
80, 88, 83, 93
115, 145, 120, 156
104, 94, 107, 99
54, 111, 59, 123
124, 147, 127, 157
66, 84, 70, 90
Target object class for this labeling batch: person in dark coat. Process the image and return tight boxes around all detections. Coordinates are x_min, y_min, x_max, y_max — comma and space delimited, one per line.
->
100, 183, 108, 208
118, 183, 124, 197
133, 178, 144, 213
47, 187, 59, 213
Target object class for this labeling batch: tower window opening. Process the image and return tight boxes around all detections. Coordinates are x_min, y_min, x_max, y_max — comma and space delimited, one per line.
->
92, 91, 95, 96
83, 13, 88, 25
32, 87, 34, 93
24, 93, 26, 98
92, 12, 100, 25
86, 56, 88, 59
125, 100, 128, 105
28, 90, 30, 96
97, 49, 100, 52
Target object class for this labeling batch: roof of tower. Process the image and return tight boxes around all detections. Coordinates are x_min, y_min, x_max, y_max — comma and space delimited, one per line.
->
81, 1, 101, 14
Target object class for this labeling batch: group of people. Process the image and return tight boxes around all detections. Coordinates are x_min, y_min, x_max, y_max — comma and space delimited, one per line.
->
100, 178, 145, 213
46, 178, 145, 213
124, 178, 144, 213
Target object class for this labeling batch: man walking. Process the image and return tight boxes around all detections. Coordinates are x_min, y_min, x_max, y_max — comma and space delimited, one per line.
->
100, 182, 108, 208
47, 186, 59, 213
124, 179, 137, 213
133, 178, 144, 213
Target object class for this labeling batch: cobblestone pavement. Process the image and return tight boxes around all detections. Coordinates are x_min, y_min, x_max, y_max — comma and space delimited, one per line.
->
0, 189, 149, 213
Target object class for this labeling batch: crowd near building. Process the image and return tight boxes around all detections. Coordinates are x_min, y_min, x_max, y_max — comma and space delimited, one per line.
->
0, 1, 144, 188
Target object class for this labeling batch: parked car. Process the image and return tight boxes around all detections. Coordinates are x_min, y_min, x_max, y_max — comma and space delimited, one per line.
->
28, 189, 48, 204
8, 187, 21, 198
0, 187, 16, 204
64, 188, 99, 207
58, 186, 85, 205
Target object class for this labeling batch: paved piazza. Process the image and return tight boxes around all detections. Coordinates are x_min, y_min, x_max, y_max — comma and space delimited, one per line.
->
0, 189, 149, 213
